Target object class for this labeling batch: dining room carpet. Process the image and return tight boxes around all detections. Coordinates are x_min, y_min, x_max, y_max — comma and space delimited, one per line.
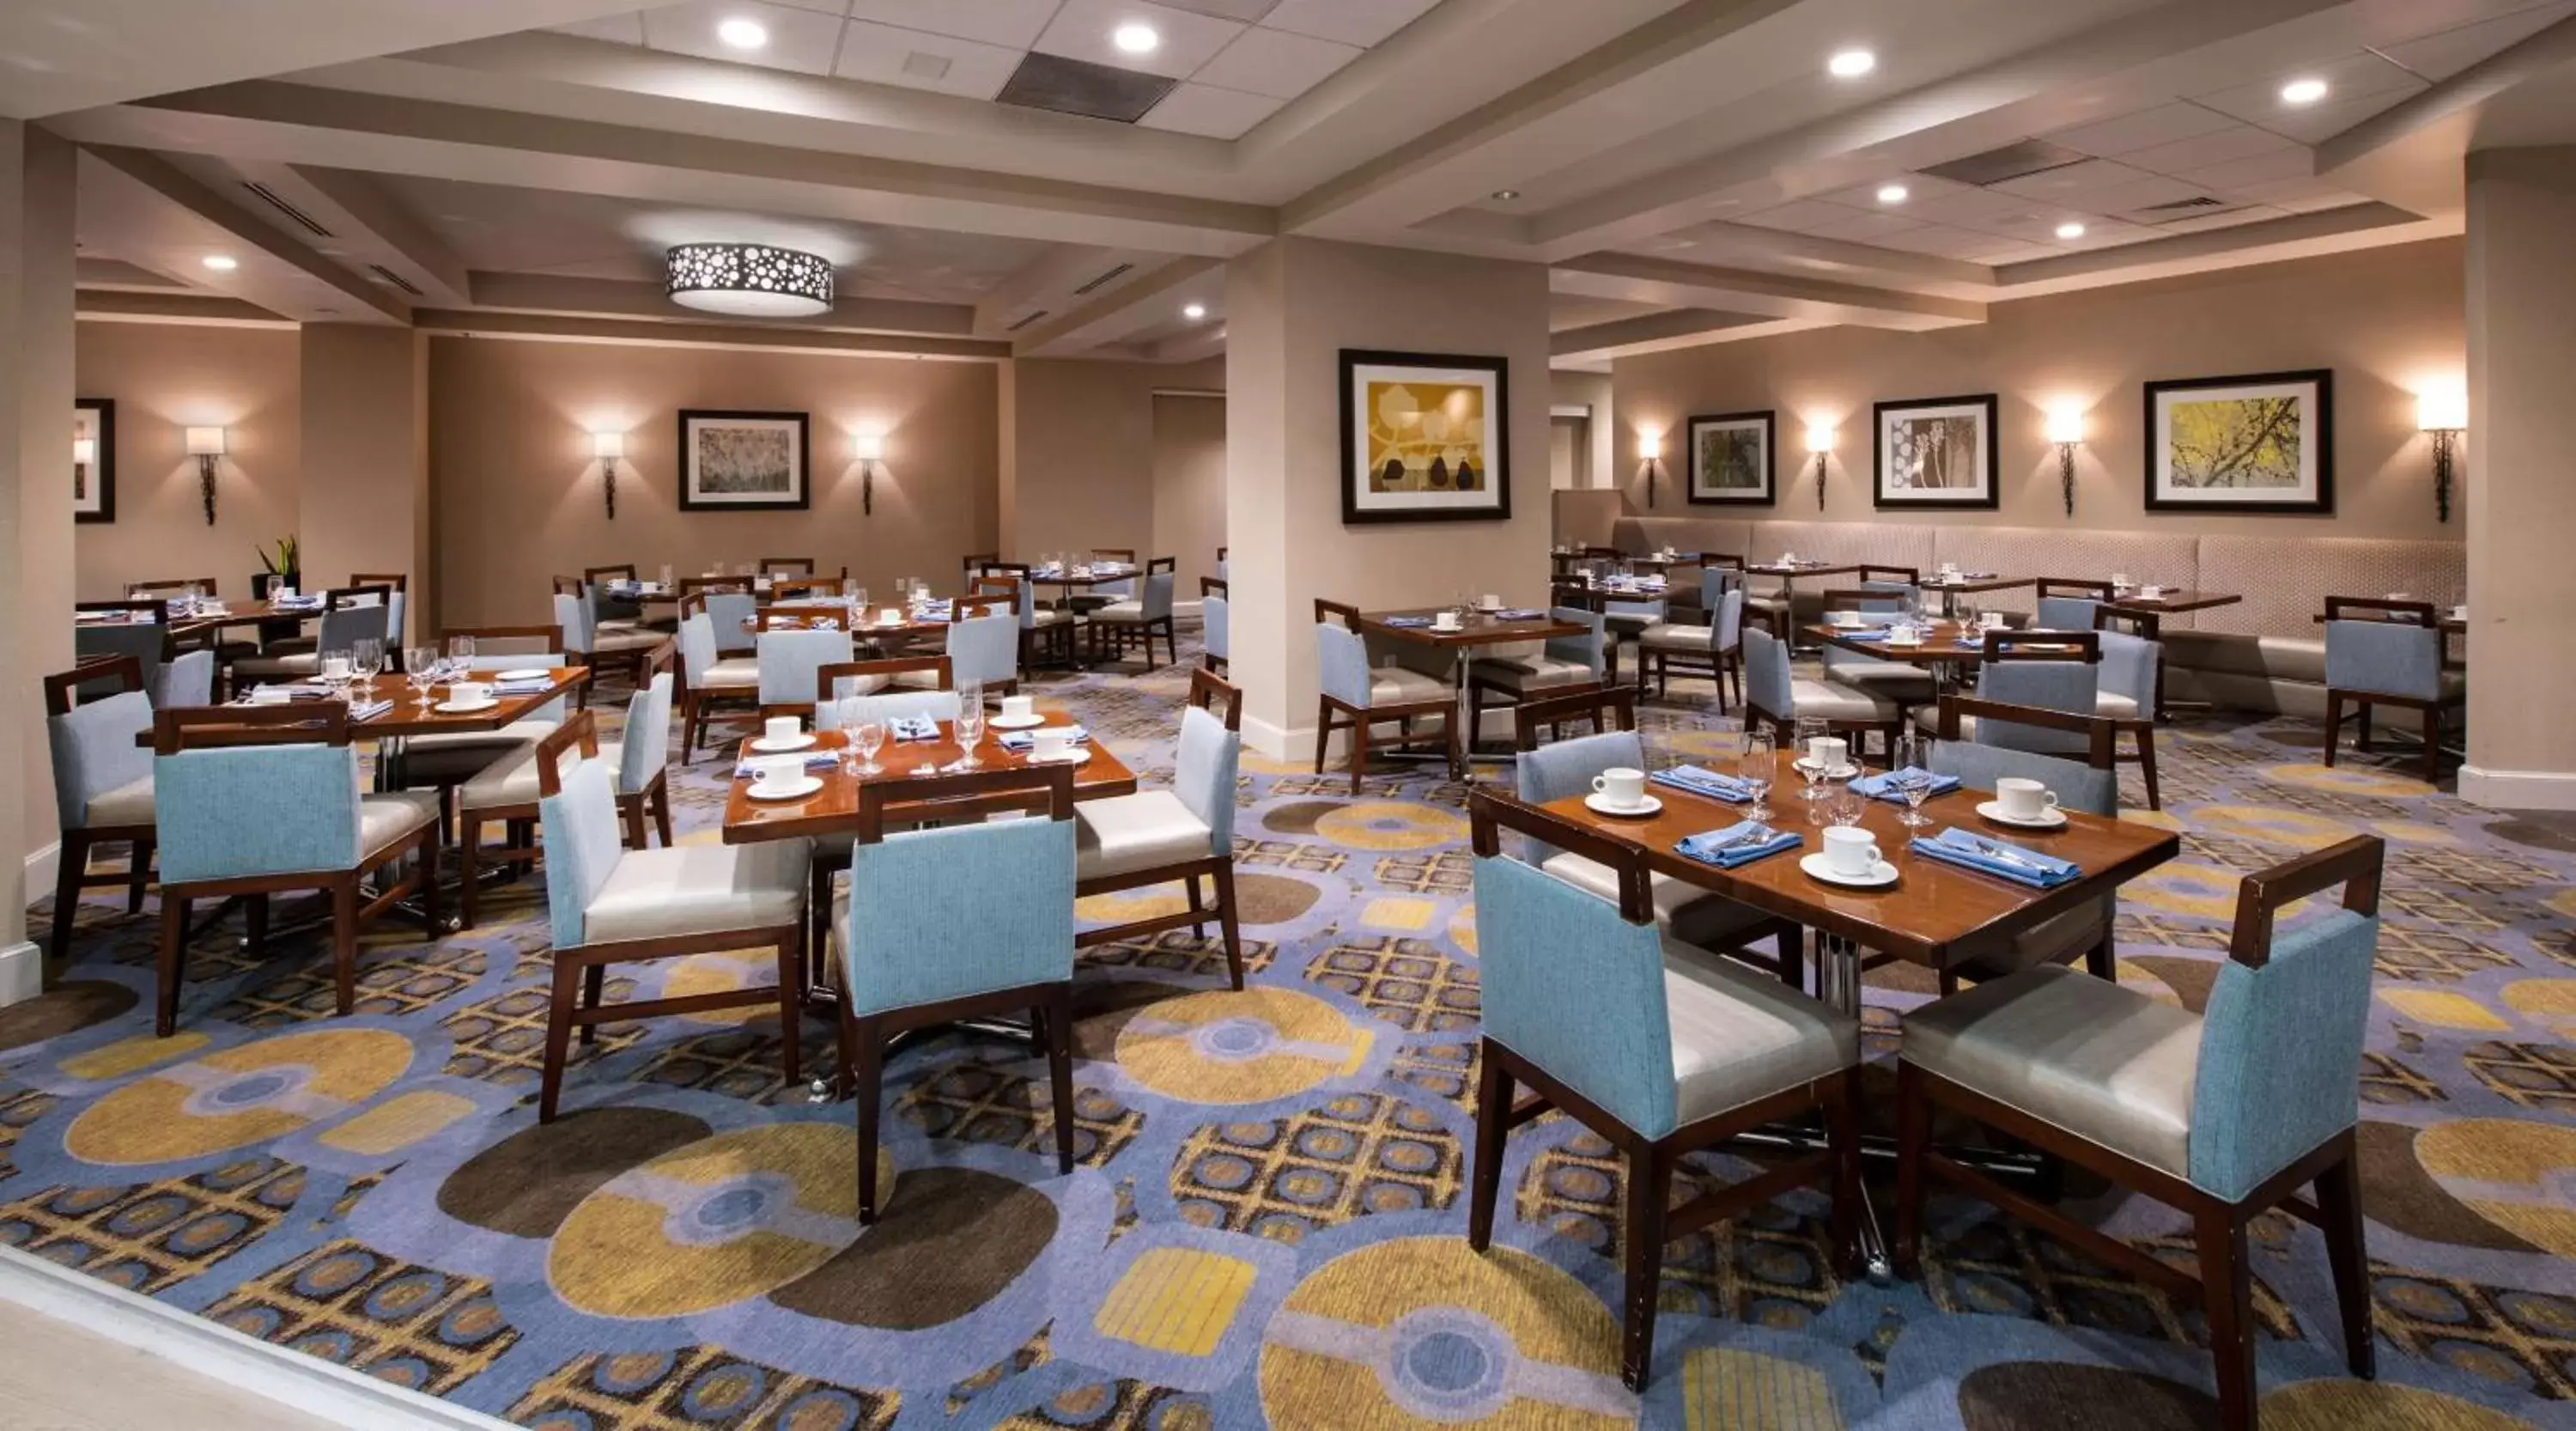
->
5, 634, 2573, 1430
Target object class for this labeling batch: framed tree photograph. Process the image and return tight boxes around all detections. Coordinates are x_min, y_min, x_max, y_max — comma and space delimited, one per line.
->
677, 409, 810, 512
74, 398, 114, 524
1874, 393, 1998, 508
1340, 350, 1510, 525
1685, 411, 1775, 504
2143, 369, 2333, 515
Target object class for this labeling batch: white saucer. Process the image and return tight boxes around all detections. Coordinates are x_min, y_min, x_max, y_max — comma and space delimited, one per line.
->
1021, 747, 1092, 766
1793, 758, 1861, 779
497, 668, 550, 681
1583, 793, 1663, 818
745, 776, 824, 801
1800, 853, 1899, 888
750, 734, 817, 753
434, 697, 499, 714
989, 714, 1048, 730
1976, 801, 2068, 830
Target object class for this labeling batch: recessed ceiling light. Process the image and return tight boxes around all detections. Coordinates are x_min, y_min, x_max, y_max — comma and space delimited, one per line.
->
1826, 48, 1876, 78
716, 16, 768, 49
1492, 188, 1520, 201
2280, 77, 2329, 107
2055, 221, 2087, 240
1182, 302, 1207, 321
1875, 183, 1909, 205
1113, 22, 1159, 55
202, 254, 238, 271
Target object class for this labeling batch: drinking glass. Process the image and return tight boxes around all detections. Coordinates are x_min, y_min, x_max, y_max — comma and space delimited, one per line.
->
1826, 779, 1867, 830
1793, 716, 1829, 801
320, 647, 354, 700
1737, 728, 1774, 820
658, 564, 674, 589
1890, 729, 1935, 829
447, 634, 476, 675
955, 703, 987, 769
406, 648, 438, 707
352, 639, 384, 700
854, 719, 886, 776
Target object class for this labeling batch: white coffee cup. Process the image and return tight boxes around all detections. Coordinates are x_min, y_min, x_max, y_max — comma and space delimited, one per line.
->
1829, 609, 1863, 628
452, 681, 492, 705
1996, 776, 2060, 821
1479, 593, 1502, 611
1433, 611, 1461, 630
2139, 583, 2163, 599
1031, 727, 1077, 760
1807, 736, 1847, 772
274, 585, 296, 601
1941, 561, 1959, 575
750, 756, 799, 791
1981, 612, 2008, 630
320, 656, 351, 682
1591, 767, 1647, 809
880, 607, 903, 626
1001, 694, 1036, 722
1823, 825, 1881, 877
764, 716, 801, 745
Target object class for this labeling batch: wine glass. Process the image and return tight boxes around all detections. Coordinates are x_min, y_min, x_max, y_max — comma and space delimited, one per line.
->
1737, 727, 1775, 821
351, 638, 383, 702
1793, 716, 1828, 799
447, 633, 475, 677
1890, 728, 1935, 829
955, 701, 987, 770
853, 719, 886, 776
1826, 778, 1868, 831
406, 647, 437, 707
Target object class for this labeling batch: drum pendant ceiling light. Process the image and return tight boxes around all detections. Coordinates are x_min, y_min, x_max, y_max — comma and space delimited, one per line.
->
665, 242, 834, 317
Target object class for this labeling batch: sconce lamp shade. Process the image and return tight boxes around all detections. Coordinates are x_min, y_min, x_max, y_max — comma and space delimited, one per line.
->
2044, 407, 2086, 445
185, 426, 227, 458
1637, 429, 1663, 460
2417, 388, 2468, 432
1804, 424, 1836, 454
854, 433, 886, 462
72, 436, 94, 466
592, 431, 625, 460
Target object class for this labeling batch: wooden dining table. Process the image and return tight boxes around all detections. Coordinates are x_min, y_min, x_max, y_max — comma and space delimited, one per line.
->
1361, 606, 1586, 775
720, 711, 1135, 846
1801, 619, 1992, 690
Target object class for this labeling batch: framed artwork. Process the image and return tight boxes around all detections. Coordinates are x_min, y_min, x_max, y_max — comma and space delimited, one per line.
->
1874, 393, 1998, 508
677, 409, 810, 511
1685, 411, 1775, 504
2143, 369, 2333, 515
1340, 350, 1511, 524
74, 399, 113, 524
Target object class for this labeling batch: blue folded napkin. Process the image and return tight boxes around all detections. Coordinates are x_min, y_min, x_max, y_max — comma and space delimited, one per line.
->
1651, 764, 1753, 802
1850, 766, 1962, 803
1908, 826, 2080, 888
890, 716, 941, 743
1496, 607, 1546, 621
998, 724, 1089, 752
1676, 822, 1801, 869
1381, 615, 1434, 629
733, 751, 841, 776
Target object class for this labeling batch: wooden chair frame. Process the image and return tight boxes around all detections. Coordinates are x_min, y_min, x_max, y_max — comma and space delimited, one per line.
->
1857, 564, 1919, 586
1923, 693, 2123, 994
1467, 790, 1860, 1389
1077, 668, 1248, 989
1508, 682, 1636, 747
769, 575, 845, 600
2075, 606, 2166, 810
42, 658, 161, 964
2320, 597, 2458, 784
1314, 599, 1460, 793
1087, 556, 1180, 671
551, 575, 586, 598
1188, 666, 1243, 730
1897, 836, 2385, 1431
836, 765, 1079, 1221
533, 711, 805, 1121
1197, 576, 1230, 675
1639, 599, 1741, 709
2035, 576, 2115, 603
150, 703, 441, 1036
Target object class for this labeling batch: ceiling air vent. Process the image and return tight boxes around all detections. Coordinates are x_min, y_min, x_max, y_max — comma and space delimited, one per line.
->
368, 264, 424, 295
1922, 139, 2088, 188
997, 52, 1176, 124
1072, 262, 1135, 296
241, 181, 334, 239
1005, 309, 1052, 332
2131, 196, 2257, 225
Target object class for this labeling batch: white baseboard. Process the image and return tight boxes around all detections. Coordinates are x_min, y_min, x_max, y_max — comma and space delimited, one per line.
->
25, 838, 58, 902
2459, 764, 2576, 812
0, 1245, 514, 1431
0, 941, 35, 1006
1244, 714, 1318, 763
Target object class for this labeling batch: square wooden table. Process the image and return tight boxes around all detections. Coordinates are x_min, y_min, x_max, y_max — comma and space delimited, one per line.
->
1801, 621, 1990, 686
721, 712, 1137, 844
1362, 607, 1586, 774
142, 667, 590, 752
1917, 573, 2032, 618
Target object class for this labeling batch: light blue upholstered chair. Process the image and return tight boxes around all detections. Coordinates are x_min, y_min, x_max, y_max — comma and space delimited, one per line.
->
534, 710, 809, 1120
73, 612, 172, 701
1090, 559, 1178, 670
1075, 685, 1245, 985
1466, 789, 1861, 1391
1926, 693, 2123, 996
2092, 627, 2164, 809
677, 610, 760, 758
2323, 598, 2464, 784
150, 703, 443, 1035
1914, 629, 2101, 758
347, 573, 410, 659
819, 654, 963, 732
702, 590, 760, 656
1898, 835, 2387, 1431
832, 764, 1080, 1221
456, 663, 677, 929
42, 659, 161, 964
1820, 586, 1935, 708
556, 591, 662, 701
1637, 588, 1742, 709
154, 650, 216, 709
756, 627, 855, 713
937, 608, 1021, 694
2031, 579, 2112, 633
1514, 725, 1802, 983
1468, 605, 1606, 732
1741, 625, 1898, 753
1314, 601, 1458, 793
1200, 579, 1229, 673
399, 629, 569, 793
231, 588, 391, 682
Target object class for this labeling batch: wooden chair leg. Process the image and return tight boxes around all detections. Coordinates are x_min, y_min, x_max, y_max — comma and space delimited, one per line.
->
2084, 933, 2116, 981
776, 929, 804, 1093
459, 816, 484, 929
652, 782, 675, 846
2315, 1137, 2377, 1379
416, 831, 442, 938
1467, 1038, 1510, 1251
1349, 716, 1370, 796
1185, 874, 1206, 940
1775, 923, 1805, 991
1312, 700, 1334, 776
580, 965, 605, 1044
155, 895, 190, 1038
540, 955, 581, 1123
2422, 706, 2442, 785
1212, 862, 1245, 991
623, 798, 648, 850
48, 831, 88, 965
1893, 1060, 1929, 1276
2135, 726, 2162, 811
2354, 700, 2373, 752
852, 1012, 885, 1223
331, 879, 361, 1016
1825, 1070, 1863, 1276
1619, 1136, 1670, 1391
125, 835, 154, 914
1044, 984, 1078, 1174
2198, 1206, 2258, 1431
2321, 692, 2344, 768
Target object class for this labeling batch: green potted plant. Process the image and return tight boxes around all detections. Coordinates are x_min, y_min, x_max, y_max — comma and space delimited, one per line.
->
252, 535, 301, 600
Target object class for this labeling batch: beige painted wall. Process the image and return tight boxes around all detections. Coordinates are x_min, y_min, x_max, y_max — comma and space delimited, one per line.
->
1005, 355, 1223, 568
1615, 240, 2466, 541
301, 325, 431, 634
428, 336, 1000, 629
1226, 236, 1554, 750
72, 320, 301, 602
1550, 368, 1614, 489
1151, 392, 1225, 596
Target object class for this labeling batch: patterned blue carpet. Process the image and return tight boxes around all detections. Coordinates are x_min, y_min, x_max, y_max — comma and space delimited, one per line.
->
3, 635, 2573, 1429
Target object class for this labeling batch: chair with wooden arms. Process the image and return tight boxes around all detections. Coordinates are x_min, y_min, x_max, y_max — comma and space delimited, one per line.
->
1507, 681, 1635, 749
1896, 836, 2386, 1431
2034, 577, 2112, 631
533, 710, 808, 1119
756, 626, 856, 722
1088, 557, 1178, 670
830, 764, 1079, 1221
1199, 577, 1229, 675
2322, 597, 2461, 784
150, 703, 443, 1035
770, 575, 845, 600
2090, 618, 2164, 809
1818, 587, 1936, 710
1465, 789, 1862, 1390
1637, 586, 1743, 709
74, 600, 173, 703
1911, 629, 2101, 756
927, 601, 1021, 696
1922, 693, 2122, 996
1068, 547, 1139, 614
1741, 625, 1899, 758
1315, 600, 1459, 793
398, 626, 572, 804
230, 584, 393, 683
1214, 545, 1228, 580
1467, 606, 1607, 734
551, 575, 586, 599
1073, 670, 1246, 989
42, 659, 161, 964
677, 611, 761, 758
983, 566, 1077, 671
349, 572, 411, 661
556, 588, 661, 703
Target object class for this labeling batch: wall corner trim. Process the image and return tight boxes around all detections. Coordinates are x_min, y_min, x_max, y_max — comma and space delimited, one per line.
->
2458, 764, 2576, 812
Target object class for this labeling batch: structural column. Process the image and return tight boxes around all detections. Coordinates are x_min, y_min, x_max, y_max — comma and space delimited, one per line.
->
0, 122, 76, 1003
299, 325, 432, 636
1224, 238, 1554, 758
2463, 148, 2576, 808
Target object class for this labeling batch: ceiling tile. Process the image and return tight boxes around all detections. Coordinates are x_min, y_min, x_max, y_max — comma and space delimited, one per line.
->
835, 19, 1024, 99
551, 12, 647, 44
2190, 51, 2419, 124
1160, 0, 1284, 19
2178, 146, 2312, 192
1191, 24, 1358, 98
1733, 199, 1851, 234
1260, 0, 1439, 47
1138, 80, 1286, 137
2250, 87, 2426, 144
1811, 172, 1971, 211
2145, 204, 2289, 235
2083, 173, 2215, 215
1899, 184, 2045, 227
1863, 223, 2011, 259
641, 2, 845, 74
2120, 123, 2295, 178
765, 0, 854, 15
2043, 101, 2238, 157
1989, 157, 2153, 199
2232, 176, 2369, 213
998, 51, 1180, 119
2382, 3, 2576, 80
1033, 0, 1246, 78
842, 0, 1060, 48
1801, 210, 1927, 243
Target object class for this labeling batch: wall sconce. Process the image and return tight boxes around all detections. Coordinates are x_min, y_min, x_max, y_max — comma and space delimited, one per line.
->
592, 431, 625, 519
185, 426, 226, 526
854, 432, 885, 515
2044, 406, 2085, 517
1637, 428, 1663, 508
1805, 424, 1836, 510
2417, 388, 2466, 523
